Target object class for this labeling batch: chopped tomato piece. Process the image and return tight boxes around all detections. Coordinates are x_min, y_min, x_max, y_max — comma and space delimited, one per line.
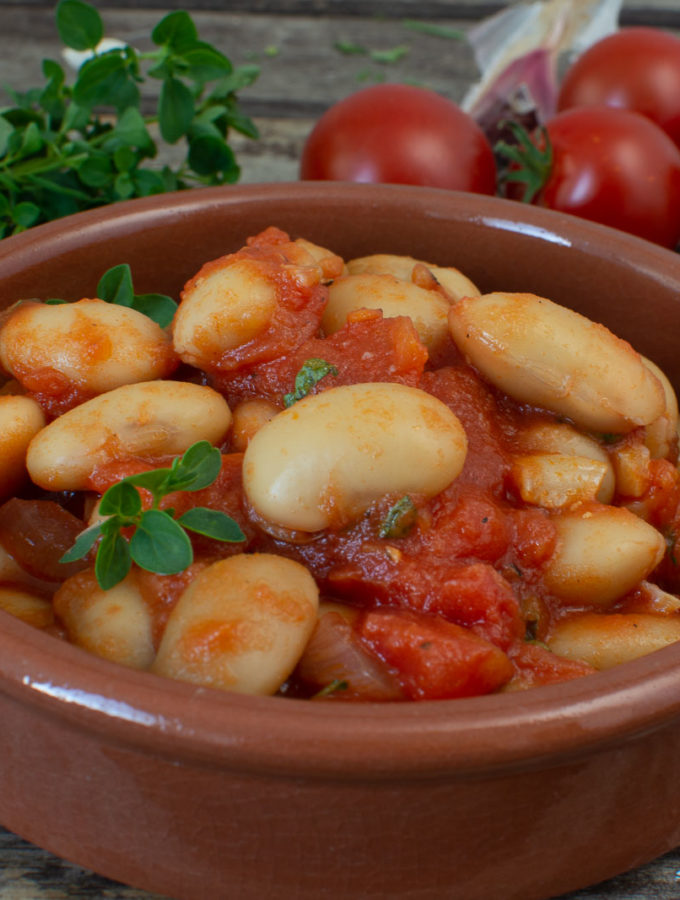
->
214, 311, 428, 406
505, 642, 595, 692
356, 608, 514, 700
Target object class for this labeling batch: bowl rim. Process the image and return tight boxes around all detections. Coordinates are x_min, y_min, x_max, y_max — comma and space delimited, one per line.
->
2, 181, 680, 781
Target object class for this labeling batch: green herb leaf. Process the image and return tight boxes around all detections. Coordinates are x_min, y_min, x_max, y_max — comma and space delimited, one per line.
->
167, 440, 223, 492
151, 10, 198, 51
369, 46, 409, 64
97, 263, 135, 307
59, 521, 103, 563
131, 293, 177, 328
283, 358, 339, 407
95, 529, 132, 590
56, 0, 103, 51
188, 133, 237, 178
159, 77, 195, 144
11, 202, 41, 230
178, 507, 246, 541
334, 41, 367, 55
495, 121, 553, 203
99, 480, 142, 518
313, 679, 349, 699
95, 263, 177, 327
130, 508, 194, 574
379, 495, 418, 539
401, 19, 465, 40
182, 44, 233, 83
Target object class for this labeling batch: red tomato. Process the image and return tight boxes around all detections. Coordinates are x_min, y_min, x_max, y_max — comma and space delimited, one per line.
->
558, 27, 680, 147
534, 107, 680, 248
299, 83, 497, 194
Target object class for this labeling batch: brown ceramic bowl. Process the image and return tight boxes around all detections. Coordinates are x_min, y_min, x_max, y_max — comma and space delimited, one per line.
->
1, 182, 680, 900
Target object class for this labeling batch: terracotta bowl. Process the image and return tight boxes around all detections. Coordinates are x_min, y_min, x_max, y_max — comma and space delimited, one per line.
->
1, 182, 680, 900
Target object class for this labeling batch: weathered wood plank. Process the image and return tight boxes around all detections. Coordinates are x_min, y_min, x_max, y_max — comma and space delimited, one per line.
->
1, 0, 679, 24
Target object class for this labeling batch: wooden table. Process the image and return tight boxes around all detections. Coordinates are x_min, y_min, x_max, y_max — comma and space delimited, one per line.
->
1, 2, 680, 897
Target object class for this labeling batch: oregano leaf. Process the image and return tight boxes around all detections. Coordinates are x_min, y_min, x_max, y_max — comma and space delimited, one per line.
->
56, 0, 103, 51
97, 263, 135, 307
130, 509, 193, 574
95, 529, 132, 590
178, 507, 246, 542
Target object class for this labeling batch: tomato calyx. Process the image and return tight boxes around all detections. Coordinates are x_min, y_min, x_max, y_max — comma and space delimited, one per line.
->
495, 120, 553, 203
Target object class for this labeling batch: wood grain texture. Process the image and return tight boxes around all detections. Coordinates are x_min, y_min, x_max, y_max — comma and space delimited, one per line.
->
1, 2, 680, 898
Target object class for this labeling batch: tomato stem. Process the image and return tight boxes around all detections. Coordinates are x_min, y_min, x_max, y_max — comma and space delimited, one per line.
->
495, 120, 553, 203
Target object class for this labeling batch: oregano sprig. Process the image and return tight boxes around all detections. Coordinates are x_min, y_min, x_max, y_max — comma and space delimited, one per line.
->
0, 0, 260, 238
96, 263, 177, 327
60, 440, 246, 590
45, 261, 177, 327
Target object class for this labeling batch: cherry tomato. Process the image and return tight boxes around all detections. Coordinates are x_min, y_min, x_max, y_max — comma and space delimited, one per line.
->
558, 27, 680, 147
299, 83, 497, 194
535, 107, 680, 248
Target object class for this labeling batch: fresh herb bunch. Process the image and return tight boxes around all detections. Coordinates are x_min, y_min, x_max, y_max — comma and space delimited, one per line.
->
0, 0, 260, 238
61, 440, 246, 590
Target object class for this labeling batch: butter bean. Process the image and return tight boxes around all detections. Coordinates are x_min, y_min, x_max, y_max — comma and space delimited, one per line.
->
514, 421, 615, 503
152, 553, 319, 695
54, 568, 155, 670
230, 398, 280, 452
0, 395, 46, 499
347, 253, 480, 301
448, 292, 665, 433
641, 356, 679, 459
510, 453, 609, 508
548, 612, 680, 669
0, 586, 54, 629
323, 273, 450, 352
294, 238, 345, 280
243, 382, 467, 533
173, 257, 280, 369
544, 505, 666, 606
0, 299, 177, 395
26, 380, 231, 491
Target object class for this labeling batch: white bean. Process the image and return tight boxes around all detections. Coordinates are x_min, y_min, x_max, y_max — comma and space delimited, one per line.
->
641, 356, 679, 459
544, 505, 666, 605
152, 553, 319, 694
448, 292, 665, 433
243, 382, 467, 533
293, 238, 345, 280
347, 253, 480, 301
514, 421, 615, 503
323, 273, 450, 352
54, 568, 155, 670
26, 380, 231, 491
510, 453, 609, 508
0, 586, 54, 629
173, 254, 317, 370
0, 395, 46, 499
548, 612, 680, 669
230, 398, 280, 452
0, 299, 177, 395
610, 441, 651, 498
